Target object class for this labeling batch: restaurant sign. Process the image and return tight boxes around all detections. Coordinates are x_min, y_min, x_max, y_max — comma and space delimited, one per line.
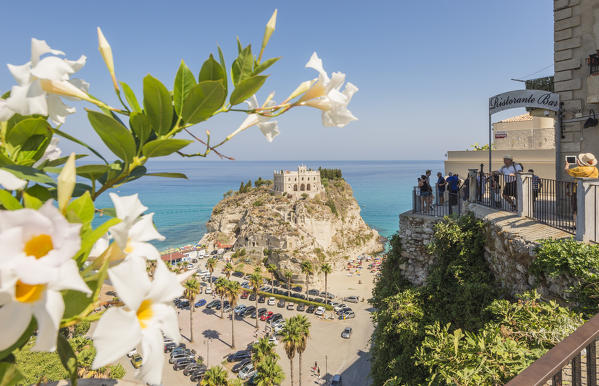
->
489, 89, 560, 115
494, 131, 507, 139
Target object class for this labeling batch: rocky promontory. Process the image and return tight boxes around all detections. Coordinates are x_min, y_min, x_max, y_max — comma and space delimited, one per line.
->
200, 177, 383, 283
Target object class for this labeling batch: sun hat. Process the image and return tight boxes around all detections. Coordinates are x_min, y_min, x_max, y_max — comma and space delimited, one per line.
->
503, 155, 513, 160
578, 153, 598, 167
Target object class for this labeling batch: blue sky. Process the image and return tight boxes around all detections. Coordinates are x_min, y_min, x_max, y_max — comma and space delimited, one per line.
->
0, 1, 554, 161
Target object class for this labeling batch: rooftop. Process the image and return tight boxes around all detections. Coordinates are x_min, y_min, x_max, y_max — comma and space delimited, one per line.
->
497, 113, 534, 123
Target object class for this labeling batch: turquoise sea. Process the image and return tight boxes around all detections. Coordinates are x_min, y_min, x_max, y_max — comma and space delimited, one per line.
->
94, 160, 443, 251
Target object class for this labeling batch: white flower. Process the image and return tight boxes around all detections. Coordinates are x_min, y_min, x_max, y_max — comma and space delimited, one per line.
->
1, 38, 88, 125
0, 201, 90, 352
108, 193, 164, 260
298, 52, 358, 128
230, 95, 279, 143
0, 170, 27, 190
92, 257, 182, 385
89, 234, 110, 259
33, 137, 62, 168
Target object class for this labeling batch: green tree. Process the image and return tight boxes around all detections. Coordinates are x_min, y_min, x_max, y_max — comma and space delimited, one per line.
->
281, 319, 300, 386
254, 355, 285, 386
300, 261, 313, 296
284, 270, 293, 296
183, 278, 201, 342
320, 263, 332, 306
226, 280, 241, 348
215, 277, 228, 319
267, 263, 277, 294
206, 257, 217, 291
293, 315, 311, 386
251, 336, 277, 365
201, 365, 229, 385
224, 262, 233, 280
250, 271, 264, 328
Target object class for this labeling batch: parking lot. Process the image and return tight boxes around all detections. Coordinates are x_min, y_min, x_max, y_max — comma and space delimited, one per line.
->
118, 259, 376, 385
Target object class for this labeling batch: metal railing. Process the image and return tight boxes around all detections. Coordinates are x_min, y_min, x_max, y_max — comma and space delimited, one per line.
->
412, 185, 464, 217
525, 176, 576, 234
507, 312, 599, 386
476, 173, 518, 213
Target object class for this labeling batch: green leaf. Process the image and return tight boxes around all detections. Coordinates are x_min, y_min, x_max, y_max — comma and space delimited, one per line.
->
143, 75, 173, 136
66, 191, 94, 225
129, 112, 152, 145
0, 191, 22, 210
76, 164, 108, 181
25, 184, 52, 202
5, 117, 50, 147
23, 192, 42, 209
181, 81, 226, 124
0, 165, 53, 184
230, 75, 268, 106
146, 172, 188, 179
143, 138, 193, 158
56, 335, 78, 386
121, 165, 147, 184
53, 128, 108, 164
87, 111, 136, 164
173, 60, 197, 117
45, 154, 87, 167
231, 45, 254, 86
0, 318, 36, 361
217, 46, 228, 95
120, 81, 141, 112
0, 359, 24, 386
253, 57, 280, 75
199, 55, 226, 84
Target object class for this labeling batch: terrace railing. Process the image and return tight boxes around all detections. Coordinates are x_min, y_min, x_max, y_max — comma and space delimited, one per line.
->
476, 173, 518, 213
522, 175, 576, 234
412, 185, 464, 217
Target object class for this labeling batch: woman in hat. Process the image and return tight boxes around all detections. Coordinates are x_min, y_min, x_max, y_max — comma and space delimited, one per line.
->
564, 153, 598, 224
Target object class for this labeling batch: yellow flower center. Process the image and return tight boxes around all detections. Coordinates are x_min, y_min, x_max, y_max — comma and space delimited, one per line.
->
15, 280, 46, 303
124, 238, 134, 254
24, 234, 54, 259
136, 299, 153, 329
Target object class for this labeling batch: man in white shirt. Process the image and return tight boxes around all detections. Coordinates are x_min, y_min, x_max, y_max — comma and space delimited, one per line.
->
498, 155, 522, 210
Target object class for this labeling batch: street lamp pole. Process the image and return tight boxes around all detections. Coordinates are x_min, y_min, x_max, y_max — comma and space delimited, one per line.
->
325, 355, 328, 377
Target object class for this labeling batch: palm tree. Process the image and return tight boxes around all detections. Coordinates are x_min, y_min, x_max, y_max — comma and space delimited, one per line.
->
223, 262, 233, 280
267, 264, 277, 294
293, 315, 311, 386
300, 261, 313, 296
254, 355, 285, 386
201, 365, 229, 386
225, 280, 241, 349
320, 263, 332, 306
284, 270, 293, 297
206, 257, 217, 291
183, 278, 201, 342
249, 272, 263, 328
214, 277, 227, 319
281, 320, 300, 386
251, 336, 277, 365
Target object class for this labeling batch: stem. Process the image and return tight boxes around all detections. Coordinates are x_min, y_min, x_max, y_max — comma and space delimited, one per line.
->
115, 89, 130, 113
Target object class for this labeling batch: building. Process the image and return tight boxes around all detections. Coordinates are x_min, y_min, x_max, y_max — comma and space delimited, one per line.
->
444, 113, 556, 178
553, 0, 599, 180
272, 165, 324, 199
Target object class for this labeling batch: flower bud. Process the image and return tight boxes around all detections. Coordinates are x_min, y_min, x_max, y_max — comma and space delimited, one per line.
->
58, 153, 76, 213
287, 80, 316, 102
40, 79, 92, 102
259, 9, 277, 61
97, 27, 119, 91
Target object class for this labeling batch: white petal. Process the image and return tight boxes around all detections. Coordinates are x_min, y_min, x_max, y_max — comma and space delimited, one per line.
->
6, 84, 47, 116
48, 260, 91, 294
0, 170, 26, 190
153, 303, 180, 344
30, 56, 74, 81
258, 121, 280, 143
328, 72, 346, 92
31, 38, 64, 65
147, 260, 184, 304
342, 82, 359, 103
108, 256, 150, 311
0, 301, 32, 351
109, 193, 148, 223
0, 227, 25, 265
13, 257, 59, 284
92, 307, 141, 368
130, 214, 164, 242
89, 235, 110, 259
109, 221, 130, 250
0, 99, 15, 121
46, 94, 75, 126
64, 55, 87, 73
305, 52, 329, 84
245, 95, 259, 110
322, 107, 357, 128
127, 241, 161, 260
31, 290, 64, 351
7, 62, 32, 85
138, 326, 165, 385
68, 78, 90, 93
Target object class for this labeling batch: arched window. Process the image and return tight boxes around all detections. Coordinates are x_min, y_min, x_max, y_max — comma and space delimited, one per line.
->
307, 184, 311, 191
294, 184, 298, 191
300, 184, 305, 191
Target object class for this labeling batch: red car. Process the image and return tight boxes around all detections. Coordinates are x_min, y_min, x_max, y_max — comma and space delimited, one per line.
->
240, 292, 249, 299
260, 311, 273, 321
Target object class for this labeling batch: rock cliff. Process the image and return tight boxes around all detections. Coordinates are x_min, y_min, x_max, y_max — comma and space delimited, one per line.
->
201, 178, 383, 282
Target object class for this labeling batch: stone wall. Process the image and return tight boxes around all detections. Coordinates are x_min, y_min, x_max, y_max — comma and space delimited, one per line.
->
398, 205, 575, 300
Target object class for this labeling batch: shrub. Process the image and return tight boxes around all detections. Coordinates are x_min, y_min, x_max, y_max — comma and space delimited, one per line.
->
325, 199, 337, 216
257, 291, 333, 310
253, 200, 263, 207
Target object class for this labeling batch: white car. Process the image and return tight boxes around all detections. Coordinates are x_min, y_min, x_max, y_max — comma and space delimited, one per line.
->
186, 264, 193, 270
267, 297, 276, 306
334, 304, 346, 313
204, 287, 213, 294
274, 323, 286, 334
127, 348, 137, 357
234, 305, 247, 315
238, 363, 255, 380
315, 306, 325, 316
268, 335, 278, 345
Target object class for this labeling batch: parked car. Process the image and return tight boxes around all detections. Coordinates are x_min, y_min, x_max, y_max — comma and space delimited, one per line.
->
173, 357, 196, 370
240, 291, 249, 299
127, 348, 137, 358
238, 363, 256, 380
277, 299, 285, 308
258, 295, 266, 303
331, 374, 342, 385
257, 308, 267, 318
194, 299, 207, 308
163, 342, 177, 352
228, 350, 251, 362
287, 302, 295, 310
334, 304, 346, 313
170, 352, 193, 364
206, 300, 219, 309
261, 311, 273, 321
234, 304, 247, 316
190, 368, 207, 382
344, 296, 359, 303
270, 313, 283, 324
315, 306, 325, 316
268, 335, 278, 345
130, 354, 142, 369
292, 286, 302, 292
340, 311, 355, 319
337, 307, 353, 315
306, 305, 316, 314
232, 271, 244, 277
267, 297, 276, 306
183, 363, 206, 376
296, 303, 306, 312
341, 327, 352, 339
232, 358, 252, 373
243, 306, 256, 316
204, 287, 213, 294
308, 289, 320, 296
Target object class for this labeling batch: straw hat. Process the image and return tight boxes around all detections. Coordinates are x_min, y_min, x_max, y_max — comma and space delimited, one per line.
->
503, 154, 513, 160
578, 153, 598, 166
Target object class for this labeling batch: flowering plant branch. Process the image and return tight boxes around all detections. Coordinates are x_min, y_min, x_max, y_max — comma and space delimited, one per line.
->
0, 9, 358, 385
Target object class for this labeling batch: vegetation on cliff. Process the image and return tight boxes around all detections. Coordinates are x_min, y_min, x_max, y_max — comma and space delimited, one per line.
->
370, 214, 585, 385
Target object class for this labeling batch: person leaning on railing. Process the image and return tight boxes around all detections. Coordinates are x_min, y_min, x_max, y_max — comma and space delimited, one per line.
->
564, 153, 598, 223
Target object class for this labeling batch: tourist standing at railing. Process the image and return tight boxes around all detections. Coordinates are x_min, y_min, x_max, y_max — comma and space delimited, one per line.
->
565, 153, 598, 223
528, 169, 542, 202
436, 172, 446, 205
498, 155, 522, 211
446, 172, 460, 206
418, 175, 433, 212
